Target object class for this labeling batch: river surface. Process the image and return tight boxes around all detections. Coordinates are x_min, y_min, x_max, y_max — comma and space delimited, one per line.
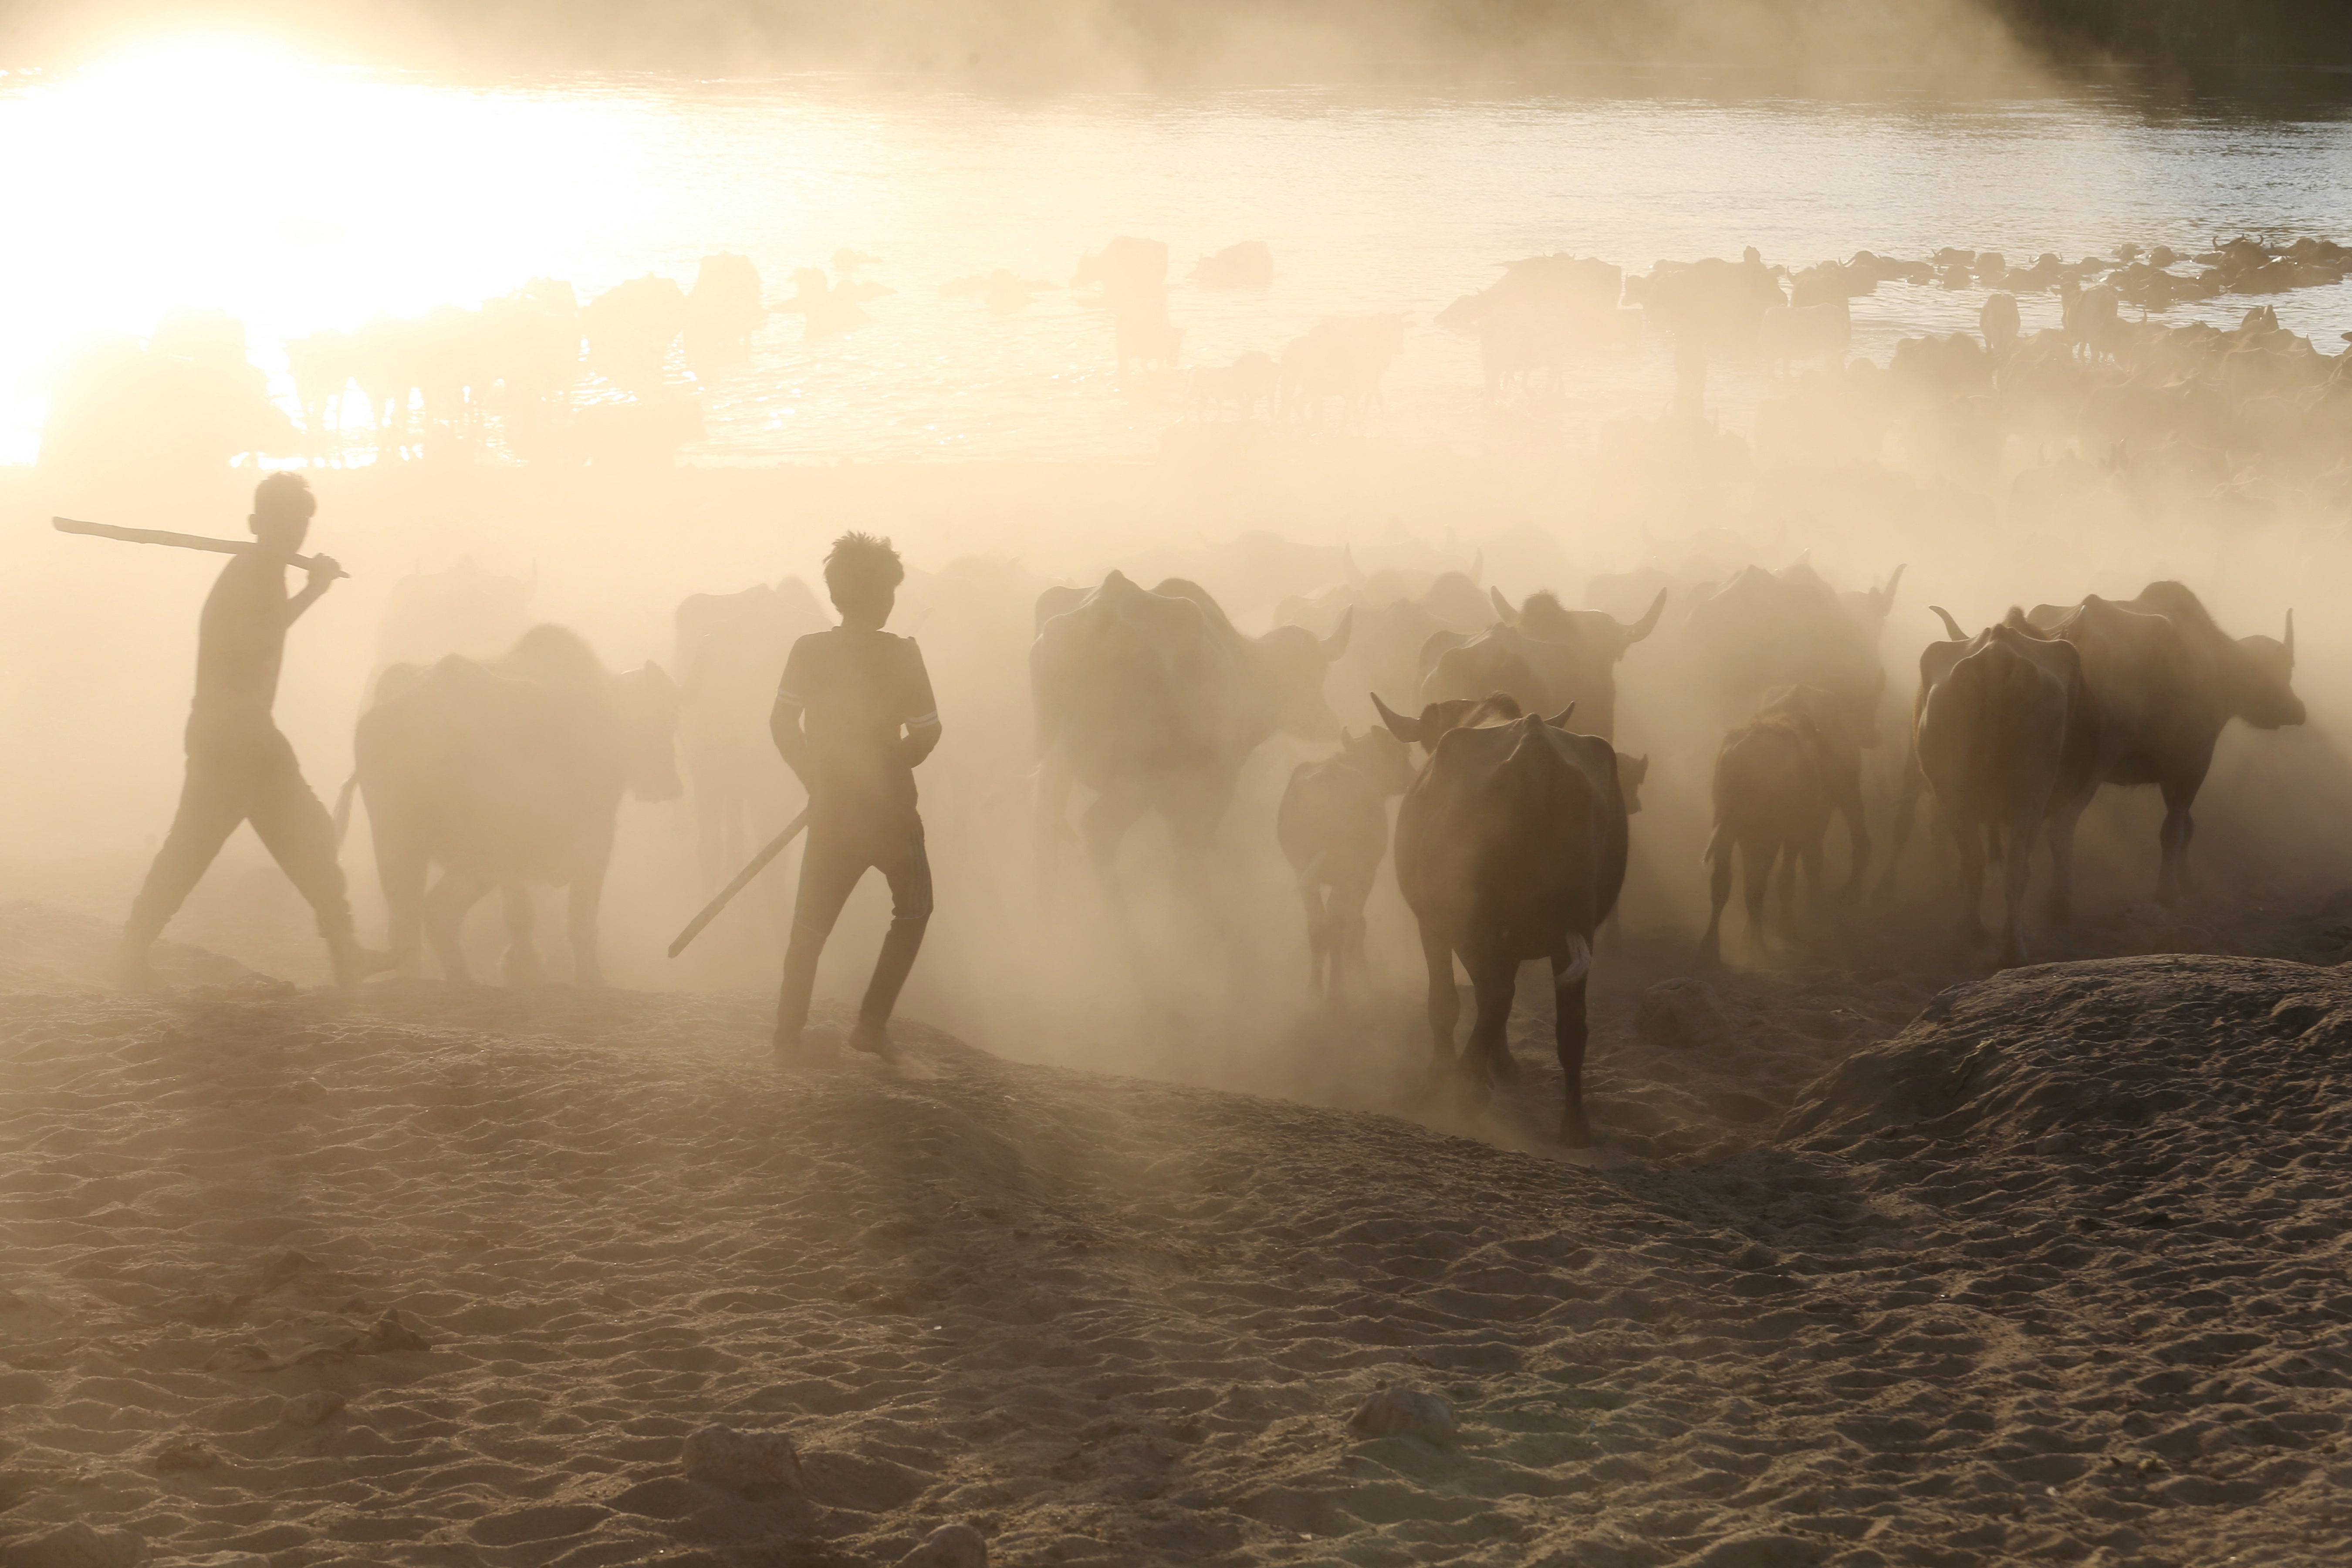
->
5, 45, 2352, 464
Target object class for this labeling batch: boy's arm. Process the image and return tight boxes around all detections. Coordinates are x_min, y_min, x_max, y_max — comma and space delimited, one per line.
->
770, 639, 817, 787
284, 555, 345, 625
900, 643, 942, 767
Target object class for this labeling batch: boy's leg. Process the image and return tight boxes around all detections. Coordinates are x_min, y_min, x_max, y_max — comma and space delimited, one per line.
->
774, 824, 868, 1054
243, 729, 387, 987
848, 820, 933, 1060
117, 754, 247, 984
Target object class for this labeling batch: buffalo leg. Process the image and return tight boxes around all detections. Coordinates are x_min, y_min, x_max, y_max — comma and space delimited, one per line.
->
2045, 798, 2086, 925
1080, 789, 1148, 912
1330, 862, 1376, 1002
1032, 753, 1074, 899
1950, 816, 1988, 951
423, 866, 493, 983
2156, 778, 2198, 906
1462, 948, 1518, 1102
1742, 833, 1778, 954
567, 857, 608, 988
372, 819, 429, 976
500, 884, 544, 987
1874, 779, 1918, 904
1834, 772, 1870, 900
1996, 806, 2036, 969
1418, 924, 1460, 1072
1698, 825, 1734, 967
1553, 945, 1593, 1147
1296, 876, 1328, 997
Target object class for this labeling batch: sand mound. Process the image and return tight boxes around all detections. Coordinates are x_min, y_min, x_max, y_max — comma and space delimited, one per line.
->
2, 948, 2348, 1566
1784, 953, 2352, 1155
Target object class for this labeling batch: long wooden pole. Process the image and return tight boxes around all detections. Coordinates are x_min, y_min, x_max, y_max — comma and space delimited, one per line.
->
667, 808, 812, 958
52, 517, 344, 577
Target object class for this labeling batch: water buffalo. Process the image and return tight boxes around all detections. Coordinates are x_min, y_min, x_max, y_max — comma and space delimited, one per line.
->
1698, 693, 1835, 967
1416, 588, 1666, 740
1392, 704, 1630, 1146
351, 625, 682, 986
1032, 571, 1350, 891
1916, 620, 2099, 966
1277, 727, 1414, 999
2028, 582, 2301, 906
1280, 314, 1406, 427
1682, 558, 1902, 743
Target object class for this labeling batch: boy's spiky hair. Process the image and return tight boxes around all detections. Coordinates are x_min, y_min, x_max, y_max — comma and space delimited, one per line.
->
253, 471, 316, 522
823, 531, 904, 600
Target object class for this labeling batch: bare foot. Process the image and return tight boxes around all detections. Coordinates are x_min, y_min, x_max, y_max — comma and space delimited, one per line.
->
109, 943, 158, 992
845, 1020, 899, 1063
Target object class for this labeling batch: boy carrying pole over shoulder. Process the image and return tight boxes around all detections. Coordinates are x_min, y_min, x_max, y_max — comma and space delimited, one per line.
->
769, 532, 941, 1062
115, 473, 389, 989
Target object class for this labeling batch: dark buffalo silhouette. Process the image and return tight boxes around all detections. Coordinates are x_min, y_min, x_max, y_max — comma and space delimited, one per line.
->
2027, 581, 2301, 907
1698, 690, 1837, 967
1031, 571, 1349, 892
1916, 619, 2099, 966
1276, 727, 1413, 1000
1682, 559, 1903, 745
1391, 703, 1630, 1146
1416, 588, 1665, 740
350, 625, 681, 986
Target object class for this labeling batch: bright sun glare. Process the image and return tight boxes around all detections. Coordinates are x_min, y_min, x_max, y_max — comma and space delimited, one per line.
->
0, 29, 651, 460
86, 32, 312, 91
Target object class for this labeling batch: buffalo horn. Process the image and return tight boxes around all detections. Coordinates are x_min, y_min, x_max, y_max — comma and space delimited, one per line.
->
1930, 605, 1967, 641
1369, 691, 1419, 742
1620, 587, 1667, 647
1489, 585, 1516, 625
1544, 701, 1578, 729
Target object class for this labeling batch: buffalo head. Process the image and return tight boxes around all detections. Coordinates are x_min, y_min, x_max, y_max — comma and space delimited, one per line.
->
1257, 609, 1352, 740
2232, 610, 2304, 729
1338, 725, 1415, 795
1615, 752, 1649, 814
612, 661, 685, 801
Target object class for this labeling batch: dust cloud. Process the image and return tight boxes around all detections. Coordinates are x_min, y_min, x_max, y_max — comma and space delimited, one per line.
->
7, 7, 2352, 1568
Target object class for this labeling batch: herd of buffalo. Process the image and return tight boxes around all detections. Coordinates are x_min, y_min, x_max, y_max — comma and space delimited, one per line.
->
330, 546, 2304, 1149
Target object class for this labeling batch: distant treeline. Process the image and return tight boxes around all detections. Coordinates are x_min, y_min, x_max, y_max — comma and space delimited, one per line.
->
396, 0, 2352, 74
1994, 0, 2352, 66
22, 0, 2352, 74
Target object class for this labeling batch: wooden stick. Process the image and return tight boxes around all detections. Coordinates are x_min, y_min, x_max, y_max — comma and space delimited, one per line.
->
668, 808, 812, 958
52, 517, 344, 577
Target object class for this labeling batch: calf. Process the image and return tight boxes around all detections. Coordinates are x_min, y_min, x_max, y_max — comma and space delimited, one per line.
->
1392, 706, 1629, 1146
1276, 727, 1414, 999
1697, 702, 1832, 967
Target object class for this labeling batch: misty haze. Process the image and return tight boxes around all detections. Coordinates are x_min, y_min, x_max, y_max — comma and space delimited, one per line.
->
4, 4, 2352, 1567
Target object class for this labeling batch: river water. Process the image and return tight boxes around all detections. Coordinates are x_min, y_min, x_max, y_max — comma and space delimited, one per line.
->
5, 47, 2352, 464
